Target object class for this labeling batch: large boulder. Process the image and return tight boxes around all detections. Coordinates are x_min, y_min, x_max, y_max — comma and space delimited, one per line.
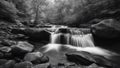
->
65, 52, 113, 67
65, 53, 94, 66
3, 60, 16, 68
33, 63, 50, 68
24, 52, 43, 61
91, 19, 120, 39
11, 41, 34, 58
91, 19, 120, 54
24, 52, 49, 64
14, 61, 33, 68
0, 59, 8, 65
11, 28, 50, 42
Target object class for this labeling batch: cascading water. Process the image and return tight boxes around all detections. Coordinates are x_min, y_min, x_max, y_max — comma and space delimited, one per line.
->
50, 33, 70, 44
44, 28, 120, 66
50, 31, 95, 47
70, 34, 95, 47
51, 33, 61, 44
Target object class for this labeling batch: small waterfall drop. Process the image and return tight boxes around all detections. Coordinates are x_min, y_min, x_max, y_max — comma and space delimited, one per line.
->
50, 33, 70, 44
51, 33, 61, 44
50, 32, 95, 47
70, 34, 95, 47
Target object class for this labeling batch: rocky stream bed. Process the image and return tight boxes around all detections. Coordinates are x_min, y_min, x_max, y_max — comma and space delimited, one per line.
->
0, 19, 120, 68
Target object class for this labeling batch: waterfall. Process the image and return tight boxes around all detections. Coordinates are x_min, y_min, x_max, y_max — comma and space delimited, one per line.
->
70, 34, 95, 47
50, 33, 70, 44
50, 32, 95, 47
51, 33, 61, 44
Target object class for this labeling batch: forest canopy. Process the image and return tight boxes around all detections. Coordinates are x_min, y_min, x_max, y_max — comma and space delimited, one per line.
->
0, 0, 120, 27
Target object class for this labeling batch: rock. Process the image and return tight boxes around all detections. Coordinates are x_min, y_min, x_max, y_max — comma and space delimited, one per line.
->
3, 60, 16, 68
14, 57, 22, 63
0, 44, 4, 47
57, 63, 66, 68
11, 28, 25, 34
0, 59, 8, 65
93, 55, 113, 67
65, 51, 114, 67
24, 52, 49, 64
65, 53, 94, 66
0, 46, 11, 53
0, 52, 4, 58
47, 64, 58, 68
66, 64, 82, 68
11, 28, 51, 42
89, 19, 102, 24
4, 52, 13, 59
33, 63, 50, 68
91, 19, 120, 39
55, 28, 71, 34
32, 55, 49, 64
91, 19, 120, 54
24, 52, 43, 61
1, 40, 16, 46
11, 41, 34, 58
70, 29, 83, 35
87, 63, 102, 68
14, 61, 33, 68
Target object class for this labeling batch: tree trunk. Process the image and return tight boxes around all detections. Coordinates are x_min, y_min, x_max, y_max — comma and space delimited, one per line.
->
34, 7, 39, 25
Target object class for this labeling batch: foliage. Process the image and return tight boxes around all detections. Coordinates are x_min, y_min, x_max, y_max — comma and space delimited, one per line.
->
1, 0, 120, 27
0, 0, 18, 22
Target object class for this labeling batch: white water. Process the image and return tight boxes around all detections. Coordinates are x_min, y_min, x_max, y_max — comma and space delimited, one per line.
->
50, 33, 95, 47
43, 44, 118, 59
43, 32, 119, 62
51, 33, 61, 44
70, 34, 95, 47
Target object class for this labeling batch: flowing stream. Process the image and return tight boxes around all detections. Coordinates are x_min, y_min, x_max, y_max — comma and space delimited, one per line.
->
50, 32, 95, 47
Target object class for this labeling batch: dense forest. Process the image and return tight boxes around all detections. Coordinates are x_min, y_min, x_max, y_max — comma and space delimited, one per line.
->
1, 0, 120, 27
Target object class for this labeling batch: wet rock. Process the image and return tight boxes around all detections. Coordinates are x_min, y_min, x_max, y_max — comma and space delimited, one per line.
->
3, 60, 16, 68
55, 28, 71, 34
91, 19, 120, 39
65, 53, 94, 66
47, 64, 58, 68
33, 63, 50, 68
91, 19, 120, 55
66, 54, 94, 66
32, 55, 49, 64
4, 52, 13, 59
65, 51, 114, 67
14, 57, 22, 63
14, 61, 33, 68
0, 59, 8, 65
66, 64, 82, 68
93, 55, 113, 67
11, 41, 34, 58
57, 63, 66, 68
0, 44, 4, 47
1, 40, 16, 46
0, 52, 4, 58
87, 63, 103, 68
24, 52, 49, 64
0, 46, 11, 53
89, 19, 102, 24
24, 52, 43, 61
70, 29, 83, 35
11, 28, 50, 42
